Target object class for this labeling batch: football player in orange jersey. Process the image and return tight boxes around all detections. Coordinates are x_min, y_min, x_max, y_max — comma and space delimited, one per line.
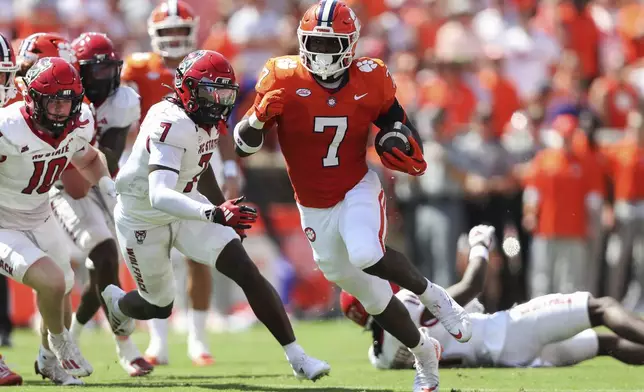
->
235, 2, 472, 391
0, 32, 23, 388
121, 0, 242, 366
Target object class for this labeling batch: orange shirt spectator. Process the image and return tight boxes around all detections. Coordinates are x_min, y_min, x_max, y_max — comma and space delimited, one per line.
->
589, 76, 640, 129
558, 3, 601, 82
419, 74, 477, 136
604, 137, 644, 201
524, 147, 604, 238
478, 66, 521, 136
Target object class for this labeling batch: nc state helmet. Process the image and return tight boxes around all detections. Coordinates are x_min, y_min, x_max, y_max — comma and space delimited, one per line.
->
298, 0, 361, 80
148, 0, 199, 59
23, 57, 84, 137
0, 33, 19, 107
173, 50, 238, 125
72, 32, 123, 105
17, 33, 77, 72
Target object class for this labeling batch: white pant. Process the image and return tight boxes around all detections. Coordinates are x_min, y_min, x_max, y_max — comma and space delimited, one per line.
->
50, 186, 115, 264
498, 291, 591, 367
114, 207, 238, 307
297, 170, 392, 315
0, 215, 74, 292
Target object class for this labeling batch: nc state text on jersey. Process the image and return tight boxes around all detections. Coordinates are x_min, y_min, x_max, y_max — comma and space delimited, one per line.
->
31, 144, 71, 160
198, 139, 218, 155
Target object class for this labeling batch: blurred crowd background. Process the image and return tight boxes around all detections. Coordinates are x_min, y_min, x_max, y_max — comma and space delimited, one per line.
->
2, 0, 644, 338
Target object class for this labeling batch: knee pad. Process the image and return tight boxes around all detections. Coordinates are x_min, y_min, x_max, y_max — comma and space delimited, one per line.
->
347, 243, 384, 271
335, 274, 393, 315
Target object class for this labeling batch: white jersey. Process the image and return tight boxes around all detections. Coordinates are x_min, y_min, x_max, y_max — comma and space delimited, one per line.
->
0, 102, 94, 230
370, 290, 507, 369
115, 100, 220, 229
94, 85, 140, 139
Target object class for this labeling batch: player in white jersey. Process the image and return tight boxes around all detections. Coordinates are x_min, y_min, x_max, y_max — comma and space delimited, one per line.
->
343, 226, 644, 370
104, 49, 330, 381
0, 56, 114, 383
47, 32, 153, 377
0, 32, 23, 388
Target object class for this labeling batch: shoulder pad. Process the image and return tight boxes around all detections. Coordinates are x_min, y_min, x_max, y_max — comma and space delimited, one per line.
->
125, 52, 153, 68
101, 86, 141, 129
144, 101, 195, 150
255, 56, 301, 94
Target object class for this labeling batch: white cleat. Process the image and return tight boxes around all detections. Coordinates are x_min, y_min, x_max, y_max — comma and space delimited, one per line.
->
422, 283, 471, 342
290, 355, 331, 382
116, 336, 154, 377
101, 285, 136, 336
47, 330, 93, 378
411, 328, 441, 392
35, 347, 84, 385
188, 337, 215, 367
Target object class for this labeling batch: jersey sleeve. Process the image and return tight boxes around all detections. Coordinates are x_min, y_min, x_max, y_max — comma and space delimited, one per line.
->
74, 103, 97, 147
371, 59, 397, 115
107, 86, 141, 129
244, 58, 280, 128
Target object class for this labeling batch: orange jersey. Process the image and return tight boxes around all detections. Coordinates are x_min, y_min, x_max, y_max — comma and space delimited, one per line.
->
604, 138, 644, 201
249, 56, 397, 208
121, 52, 174, 121
525, 148, 604, 238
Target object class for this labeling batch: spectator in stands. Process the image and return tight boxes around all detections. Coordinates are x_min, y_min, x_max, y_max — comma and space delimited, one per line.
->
523, 114, 604, 298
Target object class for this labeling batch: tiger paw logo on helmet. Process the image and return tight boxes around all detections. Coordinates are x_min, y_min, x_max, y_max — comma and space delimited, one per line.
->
357, 60, 377, 73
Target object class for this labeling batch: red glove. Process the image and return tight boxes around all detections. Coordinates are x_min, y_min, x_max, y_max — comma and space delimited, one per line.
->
380, 137, 427, 176
253, 88, 285, 123
207, 196, 258, 231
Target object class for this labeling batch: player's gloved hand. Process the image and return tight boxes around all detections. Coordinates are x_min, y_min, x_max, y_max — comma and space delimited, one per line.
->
380, 137, 427, 176
206, 196, 258, 230
253, 88, 285, 124
468, 225, 495, 249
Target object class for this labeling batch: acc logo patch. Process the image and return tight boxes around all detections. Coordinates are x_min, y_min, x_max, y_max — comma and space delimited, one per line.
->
304, 227, 316, 242
296, 88, 311, 97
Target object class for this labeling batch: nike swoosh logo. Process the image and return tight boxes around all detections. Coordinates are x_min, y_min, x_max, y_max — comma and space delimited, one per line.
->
451, 330, 463, 340
354, 93, 368, 100
413, 167, 421, 173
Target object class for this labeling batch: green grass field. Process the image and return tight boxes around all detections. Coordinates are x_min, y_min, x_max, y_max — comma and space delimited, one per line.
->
2, 320, 644, 391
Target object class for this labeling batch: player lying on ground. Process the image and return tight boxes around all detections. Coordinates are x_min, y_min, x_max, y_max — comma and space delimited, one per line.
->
48, 32, 153, 377
234, 1, 467, 391
343, 225, 644, 369
0, 56, 114, 384
103, 49, 330, 381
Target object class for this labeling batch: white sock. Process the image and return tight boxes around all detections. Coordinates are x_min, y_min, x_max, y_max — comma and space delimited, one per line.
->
69, 313, 84, 342
408, 332, 427, 356
188, 309, 208, 343
113, 299, 127, 319
147, 318, 169, 347
283, 341, 305, 362
39, 345, 55, 359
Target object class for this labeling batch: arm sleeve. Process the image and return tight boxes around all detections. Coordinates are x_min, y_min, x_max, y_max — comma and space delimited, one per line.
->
148, 141, 213, 221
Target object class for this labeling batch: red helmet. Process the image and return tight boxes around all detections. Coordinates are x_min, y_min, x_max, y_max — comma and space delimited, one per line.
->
173, 50, 238, 125
298, 0, 361, 80
0, 33, 19, 107
339, 290, 370, 327
17, 33, 77, 71
148, 0, 199, 58
23, 57, 84, 137
72, 32, 123, 105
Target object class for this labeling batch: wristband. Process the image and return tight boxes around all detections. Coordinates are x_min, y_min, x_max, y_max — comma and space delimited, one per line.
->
469, 244, 489, 261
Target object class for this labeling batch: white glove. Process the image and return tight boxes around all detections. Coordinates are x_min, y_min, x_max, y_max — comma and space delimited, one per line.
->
468, 225, 495, 249
98, 176, 116, 198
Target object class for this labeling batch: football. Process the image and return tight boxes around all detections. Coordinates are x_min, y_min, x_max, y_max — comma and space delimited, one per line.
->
374, 121, 412, 156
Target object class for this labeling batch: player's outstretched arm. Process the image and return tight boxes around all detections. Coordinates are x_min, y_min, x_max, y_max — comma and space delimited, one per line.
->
234, 88, 285, 157
445, 225, 495, 306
